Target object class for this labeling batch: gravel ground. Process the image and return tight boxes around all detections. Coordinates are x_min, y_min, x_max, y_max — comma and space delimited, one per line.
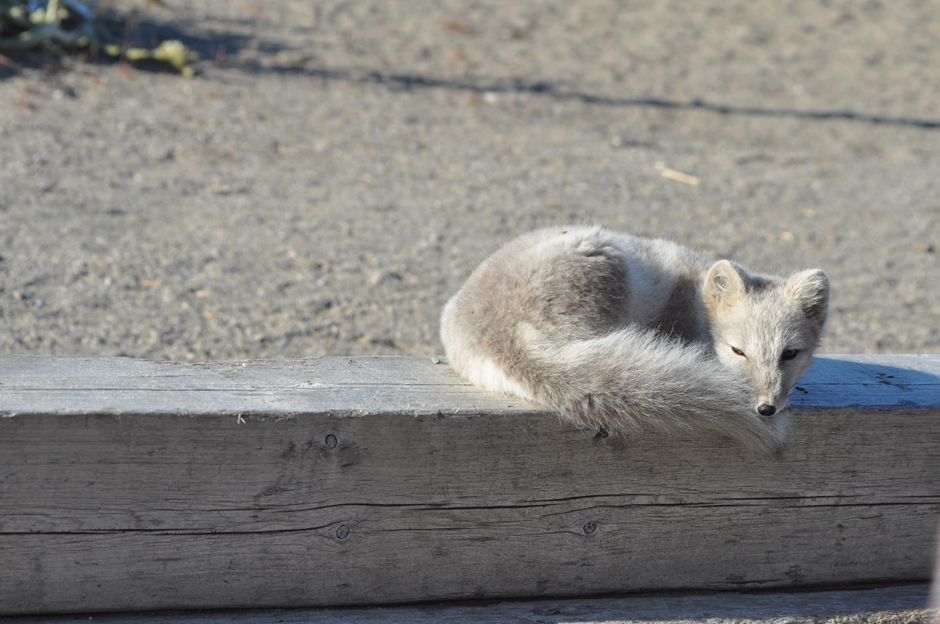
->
1, 0, 939, 361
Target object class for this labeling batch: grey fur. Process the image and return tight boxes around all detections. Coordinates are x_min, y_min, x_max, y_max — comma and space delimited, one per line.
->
440, 226, 830, 454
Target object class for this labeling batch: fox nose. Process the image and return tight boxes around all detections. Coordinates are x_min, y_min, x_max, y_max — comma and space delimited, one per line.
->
757, 404, 777, 416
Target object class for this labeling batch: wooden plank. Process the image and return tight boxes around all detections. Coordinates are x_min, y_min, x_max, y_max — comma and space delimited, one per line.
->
0, 585, 932, 624
0, 355, 938, 615
933, 526, 940, 611
3, 353, 938, 415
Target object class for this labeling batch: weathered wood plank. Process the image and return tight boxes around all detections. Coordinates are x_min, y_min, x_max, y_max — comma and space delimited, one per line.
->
0, 585, 932, 624
0, 355, 528, 417
0, 355, 938, 615
3, 354, 939, 415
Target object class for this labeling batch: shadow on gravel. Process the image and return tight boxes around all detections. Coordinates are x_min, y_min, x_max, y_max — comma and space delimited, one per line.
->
102, 12, 255, 66
4, 10, 939, 132
242, 63, 940, 130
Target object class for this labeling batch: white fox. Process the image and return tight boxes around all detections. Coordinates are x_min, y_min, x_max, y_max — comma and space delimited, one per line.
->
440, 226, 830, 453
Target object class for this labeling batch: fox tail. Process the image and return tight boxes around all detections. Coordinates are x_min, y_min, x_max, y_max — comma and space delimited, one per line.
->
519, 326, 787, 454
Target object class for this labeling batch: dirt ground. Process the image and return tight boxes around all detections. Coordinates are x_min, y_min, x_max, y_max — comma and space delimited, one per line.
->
1, 0, 938, 362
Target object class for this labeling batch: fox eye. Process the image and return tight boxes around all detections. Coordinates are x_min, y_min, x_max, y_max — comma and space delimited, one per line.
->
781, 349, 799, 360
731, 346, 746, 357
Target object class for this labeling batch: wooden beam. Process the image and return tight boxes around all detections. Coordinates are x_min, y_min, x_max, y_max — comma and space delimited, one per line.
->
1, 355, 938, 615
5, 585, 934, 623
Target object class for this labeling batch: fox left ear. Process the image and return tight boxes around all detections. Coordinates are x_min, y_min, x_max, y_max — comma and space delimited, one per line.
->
703, 260, 748, 313
787, 269, 830, 322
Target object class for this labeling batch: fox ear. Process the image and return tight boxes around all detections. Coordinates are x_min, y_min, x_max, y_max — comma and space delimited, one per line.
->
703, 260, 747, 313
787, 269, 830, 322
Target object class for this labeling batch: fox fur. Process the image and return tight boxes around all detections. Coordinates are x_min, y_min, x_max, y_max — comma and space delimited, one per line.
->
440, 226, 830, 453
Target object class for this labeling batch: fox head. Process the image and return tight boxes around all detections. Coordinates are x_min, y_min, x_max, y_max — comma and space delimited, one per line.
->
702, 260, 830, 417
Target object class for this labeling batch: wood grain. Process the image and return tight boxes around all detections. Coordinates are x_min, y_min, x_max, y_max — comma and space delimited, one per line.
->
1, 355, 938, 614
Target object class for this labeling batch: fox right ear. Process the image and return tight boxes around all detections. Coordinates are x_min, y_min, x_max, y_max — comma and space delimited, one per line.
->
703, 260, 747, 313
786, 269, 830, 323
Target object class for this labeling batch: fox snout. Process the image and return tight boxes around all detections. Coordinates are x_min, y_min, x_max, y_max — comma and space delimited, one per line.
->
757, 403, 777, 416
752, 372, 790, 418
755, 385, 788, 417
756, 389, 791, 418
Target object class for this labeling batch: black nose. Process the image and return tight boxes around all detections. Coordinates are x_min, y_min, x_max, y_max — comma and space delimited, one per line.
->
757, 404, 777, 416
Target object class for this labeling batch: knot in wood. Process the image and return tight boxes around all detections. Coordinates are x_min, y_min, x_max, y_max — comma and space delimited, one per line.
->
325, 434, 338, 449
582, 521, 597, 535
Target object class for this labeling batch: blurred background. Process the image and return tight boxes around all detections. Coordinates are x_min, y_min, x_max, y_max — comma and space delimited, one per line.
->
1, 0, 938, 361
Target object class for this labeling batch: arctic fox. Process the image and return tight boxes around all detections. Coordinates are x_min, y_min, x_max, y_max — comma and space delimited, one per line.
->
440, 226, 830, 453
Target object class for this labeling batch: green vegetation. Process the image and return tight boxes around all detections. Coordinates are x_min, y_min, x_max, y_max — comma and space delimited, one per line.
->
0, 0, 198, 75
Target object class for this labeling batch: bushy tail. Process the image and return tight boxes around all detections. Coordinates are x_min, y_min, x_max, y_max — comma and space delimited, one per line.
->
522, 328, 787, 454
